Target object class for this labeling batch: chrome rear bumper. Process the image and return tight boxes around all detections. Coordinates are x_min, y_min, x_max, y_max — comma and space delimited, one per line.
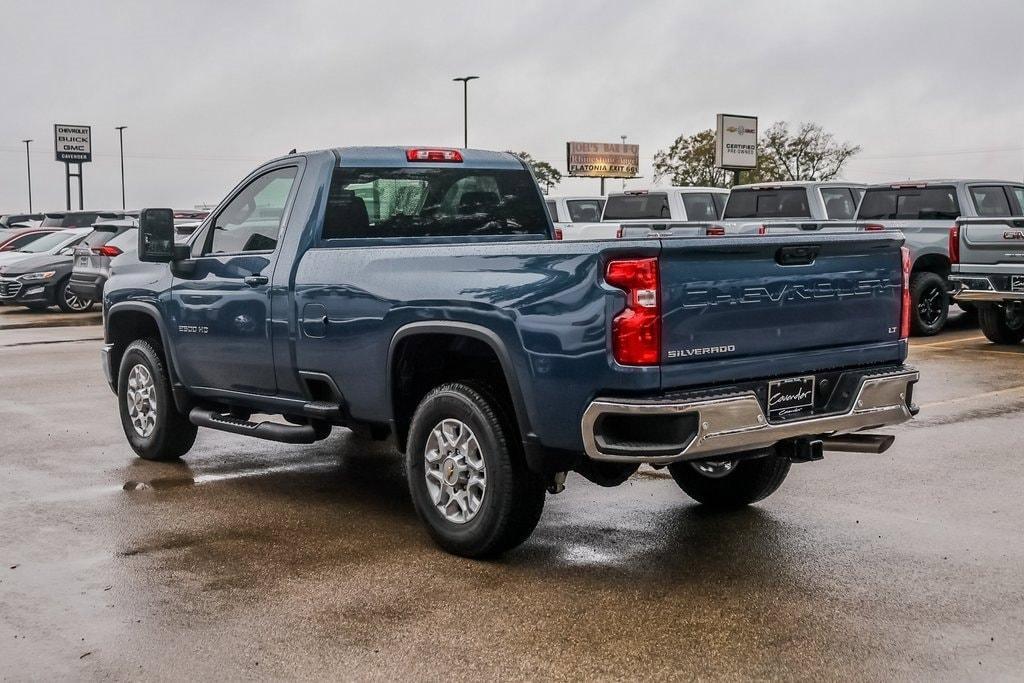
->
950, 275, 1024, 302
581, 369, 919, 464
954, 289, 1024, 302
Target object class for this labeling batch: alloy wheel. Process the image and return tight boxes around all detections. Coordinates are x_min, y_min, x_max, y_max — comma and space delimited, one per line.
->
424, 418, 487, 524
63, 284, 93, 312
126, 364, 158, 437
917, 285, 945, 326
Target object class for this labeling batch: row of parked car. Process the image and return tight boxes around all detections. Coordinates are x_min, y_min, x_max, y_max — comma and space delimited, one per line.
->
0, 210, 207, 313
545, 178, 1024, 337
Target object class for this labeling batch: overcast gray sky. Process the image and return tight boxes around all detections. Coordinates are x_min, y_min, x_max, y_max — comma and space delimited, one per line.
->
2, 0, 1023, 211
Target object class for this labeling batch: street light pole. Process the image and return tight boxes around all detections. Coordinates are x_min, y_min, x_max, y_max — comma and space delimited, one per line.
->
452, 76, 479, 148
21, 139, 33, 212
115, 126, 127, 209
621, 134, 628, 190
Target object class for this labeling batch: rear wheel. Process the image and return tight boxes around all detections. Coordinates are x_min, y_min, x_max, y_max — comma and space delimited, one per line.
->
667, 449, 790, 508
978, 304, 1024, 345
405, 382, 545, 558
117, 339, 197, 461
56, 276, 94, 313
909, 271, 948, 336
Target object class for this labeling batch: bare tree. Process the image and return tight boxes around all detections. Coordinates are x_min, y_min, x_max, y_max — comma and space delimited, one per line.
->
652, 122, 861, 187
757, 121, 861, 181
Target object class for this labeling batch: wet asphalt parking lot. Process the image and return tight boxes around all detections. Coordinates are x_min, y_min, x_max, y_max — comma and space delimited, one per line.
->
1, 312, 1023, 680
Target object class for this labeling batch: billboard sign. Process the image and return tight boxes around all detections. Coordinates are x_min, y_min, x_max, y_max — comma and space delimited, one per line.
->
566, 141, 639, 178
54, 124, 92, 163
714, 114, 757, 170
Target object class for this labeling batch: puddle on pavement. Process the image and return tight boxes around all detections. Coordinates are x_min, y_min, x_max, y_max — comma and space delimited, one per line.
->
122, 460, 339, 493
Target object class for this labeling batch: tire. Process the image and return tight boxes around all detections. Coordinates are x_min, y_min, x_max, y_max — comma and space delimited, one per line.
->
667, 449, 790, 508
405, 382, 545, 558
56, 276, 94, 313
978, 304, 1024, 345
117, 338, 197, 461
909, 271, 949, 336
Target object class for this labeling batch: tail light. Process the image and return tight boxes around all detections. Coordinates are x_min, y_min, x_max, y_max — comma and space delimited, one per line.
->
92, 245, 123, 257
553, 227, 563, 240
706, 225, 725, 236
758, 225, 768, 235
863, 224, 885, 232
948, 225, 960, 265
900, 246, 911, 340
605, 258, 660, 365
406, 148, 463, 162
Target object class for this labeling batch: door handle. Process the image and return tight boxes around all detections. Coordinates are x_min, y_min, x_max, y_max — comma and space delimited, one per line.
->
244, 274, 269, 287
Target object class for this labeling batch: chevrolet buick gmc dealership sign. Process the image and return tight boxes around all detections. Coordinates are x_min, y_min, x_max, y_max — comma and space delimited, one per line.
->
714, 114, 757, 170
54, 124, 92, 163
567, 141, 639, 178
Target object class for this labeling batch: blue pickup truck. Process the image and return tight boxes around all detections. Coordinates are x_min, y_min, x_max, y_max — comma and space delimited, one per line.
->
102, 147, 919, 557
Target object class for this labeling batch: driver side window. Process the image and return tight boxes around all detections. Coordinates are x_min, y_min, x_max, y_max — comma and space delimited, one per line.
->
205, 166, 298, 255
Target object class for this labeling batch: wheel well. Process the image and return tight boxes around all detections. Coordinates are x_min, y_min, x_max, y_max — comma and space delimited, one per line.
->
912, 253, 951, 278
390, 333, 518, 452
107, 310, 163, 377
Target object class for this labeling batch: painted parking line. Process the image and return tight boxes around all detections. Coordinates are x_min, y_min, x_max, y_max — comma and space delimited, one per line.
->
913, 335, 986, 349
919, 384, 1024, 410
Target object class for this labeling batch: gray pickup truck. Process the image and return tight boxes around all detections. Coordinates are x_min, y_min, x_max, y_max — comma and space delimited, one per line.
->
856, 180, 1024, 336
950, 215, 1024, 343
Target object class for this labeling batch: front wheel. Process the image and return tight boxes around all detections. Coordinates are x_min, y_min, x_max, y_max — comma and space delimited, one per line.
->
978, 304, 1024, 344
56, 276, 94, 313
667, 449, 790, 508
117, 339, 197, 461
909, 271, 949, 336
405, 382, 545, 558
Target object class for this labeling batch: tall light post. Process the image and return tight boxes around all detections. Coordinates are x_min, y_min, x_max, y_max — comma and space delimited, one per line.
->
621, 134, 628, 190
21, 139, 33, 212
115, 126, 127, 209
452, 76, 479, 148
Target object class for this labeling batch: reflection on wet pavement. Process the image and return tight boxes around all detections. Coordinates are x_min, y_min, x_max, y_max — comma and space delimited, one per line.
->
2, 318, 1023, 679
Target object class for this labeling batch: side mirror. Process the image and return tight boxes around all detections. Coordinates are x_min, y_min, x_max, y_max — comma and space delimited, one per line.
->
138, 208, 176, 263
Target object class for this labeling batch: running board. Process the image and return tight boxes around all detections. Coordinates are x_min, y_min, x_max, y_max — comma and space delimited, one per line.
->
188, 408, 330, 444
821, 433, 895, 454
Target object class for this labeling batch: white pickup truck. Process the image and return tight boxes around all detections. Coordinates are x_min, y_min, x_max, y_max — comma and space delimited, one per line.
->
604, 187, 729, 240
544, 195, 614, 240
718, 181, 865, 235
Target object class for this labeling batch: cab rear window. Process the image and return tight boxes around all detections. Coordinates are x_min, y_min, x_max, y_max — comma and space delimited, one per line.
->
321, 167, 548, 240
602, 194, 670, 220
857, 186, 960, 220
565, 199, 604, 222
723, 188, 811, 219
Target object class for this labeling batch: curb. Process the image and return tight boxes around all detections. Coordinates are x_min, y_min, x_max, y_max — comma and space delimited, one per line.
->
0, 314, 102, 331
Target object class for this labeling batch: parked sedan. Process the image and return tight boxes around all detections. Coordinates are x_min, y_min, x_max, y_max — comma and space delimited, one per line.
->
69, 219, 137, 301
0, 228, 95, 311
0, 227, 59, 251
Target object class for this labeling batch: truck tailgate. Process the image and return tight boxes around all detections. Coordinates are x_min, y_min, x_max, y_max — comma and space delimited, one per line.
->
959, 217, 1024, 267
658, 233, 905, 390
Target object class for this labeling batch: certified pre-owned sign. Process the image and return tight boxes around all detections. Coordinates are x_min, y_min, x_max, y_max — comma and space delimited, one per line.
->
566, 141, 639, 178
714, 114, 757, 170
54, 124, 92, 163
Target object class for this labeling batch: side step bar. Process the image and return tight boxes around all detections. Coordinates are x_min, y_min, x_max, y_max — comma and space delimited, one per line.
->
189, 408, 330, 444
821, 433, 895, 454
